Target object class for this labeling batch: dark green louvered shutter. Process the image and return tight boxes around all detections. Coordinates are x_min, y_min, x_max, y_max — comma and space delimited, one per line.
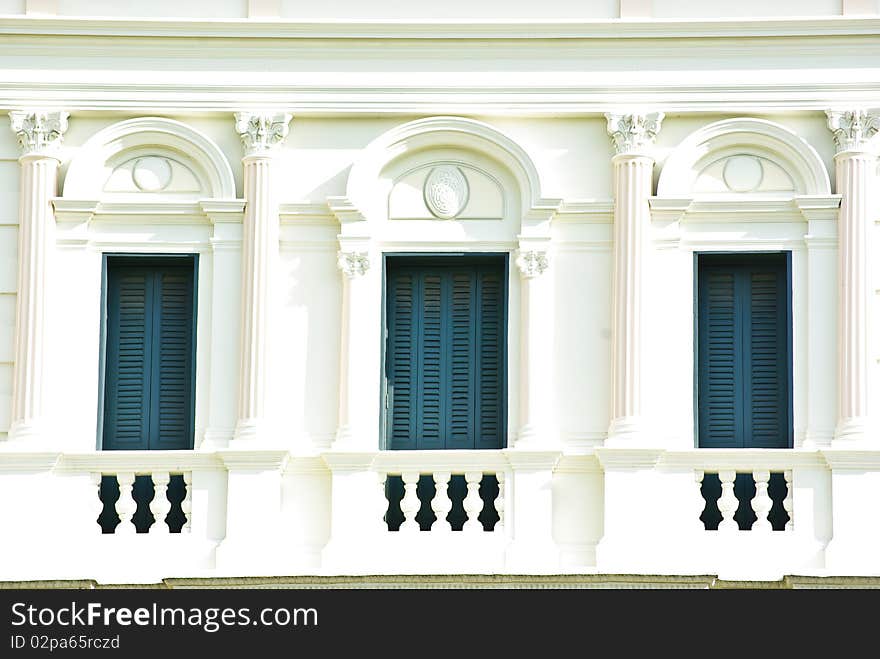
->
103, 258, 196, 451
386, 257, 506, 450
104, 268, 152, 450
152, 268, 195, 450
697, 254, 790, 449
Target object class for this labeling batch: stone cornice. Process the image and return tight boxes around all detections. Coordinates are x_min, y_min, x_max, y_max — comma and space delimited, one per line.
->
2, 16, 880, 40
0, 24, 879, 114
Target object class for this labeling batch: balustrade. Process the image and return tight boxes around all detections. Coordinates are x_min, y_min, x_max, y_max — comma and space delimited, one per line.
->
696, 469, 793, 532
96, 471, 191, 534
380, 469, 505, 533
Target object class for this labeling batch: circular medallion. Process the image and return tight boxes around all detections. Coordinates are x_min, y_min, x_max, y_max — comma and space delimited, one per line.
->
722, 155, 764, 193
423, 165, 469, 219
132, 156, 173, 192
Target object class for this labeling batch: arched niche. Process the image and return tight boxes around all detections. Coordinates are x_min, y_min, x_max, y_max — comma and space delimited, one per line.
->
343, 116, 557, 241
658, 118, 831, 198
63, 117, 235, 200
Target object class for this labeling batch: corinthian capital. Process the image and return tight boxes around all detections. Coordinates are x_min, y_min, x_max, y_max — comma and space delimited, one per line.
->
9, 111, 69, 157
605, 112, 664, 155
516, 249, 549, 278
826, 109, 880, 153
234, 111, 292, 156
337, 251, 370, 278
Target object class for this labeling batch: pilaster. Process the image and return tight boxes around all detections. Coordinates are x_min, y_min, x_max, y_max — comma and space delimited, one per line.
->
5, 110, 68, 445
826, 109, 879, 446
231, 111, 291, 445
605, 112, 663, 445
514, 244, 555, 448
330, 196, 381, 451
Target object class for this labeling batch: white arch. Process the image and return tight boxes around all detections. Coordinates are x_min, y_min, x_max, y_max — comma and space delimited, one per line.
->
346, 116, 550, 223
657, 118, 831, 197
63, 117, 236, 199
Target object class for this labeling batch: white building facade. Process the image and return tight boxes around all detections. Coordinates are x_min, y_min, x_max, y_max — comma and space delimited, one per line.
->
1, 1, 879, 587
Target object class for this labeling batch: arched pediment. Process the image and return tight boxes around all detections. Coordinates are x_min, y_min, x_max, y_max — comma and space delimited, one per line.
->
658, 118, 831, 198
63, 117, 235, 200
344, 116, 556, 230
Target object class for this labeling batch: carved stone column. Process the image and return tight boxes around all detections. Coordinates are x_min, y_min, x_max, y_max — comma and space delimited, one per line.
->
826, 110, 879, 445
515, 247, 553, 447
605, 112, 663, 444
6, 111, 68, 443
335, 249, 371, 447
232, 112, 291, 443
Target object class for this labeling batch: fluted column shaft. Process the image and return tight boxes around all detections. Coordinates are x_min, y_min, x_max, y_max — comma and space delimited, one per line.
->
834, 152, 875, 442
605, 112, 663, 444
826, 109, 879, 444
233, 111, 291, 443
609, 154, 653, 437
6, 110, 68, 443
334, 248, 376, 449
235, 155, 275, 439
515, 248, 552, 447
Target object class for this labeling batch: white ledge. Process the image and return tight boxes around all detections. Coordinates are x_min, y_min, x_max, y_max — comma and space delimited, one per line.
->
1, 16, 880, 39
373, 449, 510, 473
0, 452, 61, 472
821, 449, 880, 470
659, 448, 828, 471
57, 450, 223, 473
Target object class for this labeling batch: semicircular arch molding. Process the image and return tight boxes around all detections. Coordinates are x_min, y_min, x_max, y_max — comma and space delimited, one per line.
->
657, 118, 831, 197
345, 116, 553, 229
63, 117, 236, 199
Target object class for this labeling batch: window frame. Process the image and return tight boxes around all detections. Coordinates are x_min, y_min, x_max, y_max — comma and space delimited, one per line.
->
380, 252, 510, 451
97, 252, 199, 451
693, 250, 794, 449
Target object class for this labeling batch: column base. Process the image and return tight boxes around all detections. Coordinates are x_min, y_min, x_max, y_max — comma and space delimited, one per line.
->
201, 427, 233, 449
802, 429, 834, 449
605, 416, 646, 446
331, 425, 380, 451
5, 420, 47, 445
514, 424, 561, 449
833, 417, 877, 446
232, 418, 280, 445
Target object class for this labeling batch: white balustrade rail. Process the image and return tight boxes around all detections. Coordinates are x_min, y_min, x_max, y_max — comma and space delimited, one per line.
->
57, 451, 222, 537
661, 449, 826, 533
372, 450, 509, 534
93, 470, 192, 534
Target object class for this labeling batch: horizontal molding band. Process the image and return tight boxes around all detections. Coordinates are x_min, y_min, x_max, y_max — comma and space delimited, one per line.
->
2, 88, 879, 115
1, 16, 879, 39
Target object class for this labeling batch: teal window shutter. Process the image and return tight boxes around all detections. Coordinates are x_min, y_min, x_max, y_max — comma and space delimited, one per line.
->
697, 253, 791, 449
103, 267, 153, 450
385, 256, 506, 450
103, 257, 196, 451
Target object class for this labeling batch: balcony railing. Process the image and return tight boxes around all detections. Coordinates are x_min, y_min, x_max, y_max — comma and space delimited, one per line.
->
0, 445, 870, 582
374, 450, 507, 534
